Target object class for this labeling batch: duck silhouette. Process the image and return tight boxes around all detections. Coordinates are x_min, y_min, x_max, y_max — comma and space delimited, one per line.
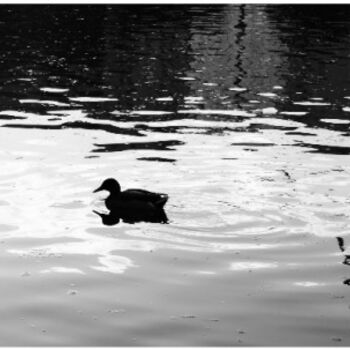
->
93, 207, 168, 225
93, 210, 120, 226
94, 179, 168, 212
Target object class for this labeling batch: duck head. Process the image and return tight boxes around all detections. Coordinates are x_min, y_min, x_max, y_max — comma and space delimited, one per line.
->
93, 178, 121, 194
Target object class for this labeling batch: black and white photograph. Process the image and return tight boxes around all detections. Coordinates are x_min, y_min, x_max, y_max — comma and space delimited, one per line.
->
0, 1, 350, 346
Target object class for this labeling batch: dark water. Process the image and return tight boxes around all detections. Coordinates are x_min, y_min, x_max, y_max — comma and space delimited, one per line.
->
1, 5, 350, 346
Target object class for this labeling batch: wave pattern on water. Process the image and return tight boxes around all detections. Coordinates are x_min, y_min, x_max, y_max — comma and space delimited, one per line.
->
1, 4, 350, 347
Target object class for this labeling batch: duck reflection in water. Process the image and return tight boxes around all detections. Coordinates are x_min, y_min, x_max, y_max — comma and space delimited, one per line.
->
93, 208, 168, 225
93, 178, 169, 225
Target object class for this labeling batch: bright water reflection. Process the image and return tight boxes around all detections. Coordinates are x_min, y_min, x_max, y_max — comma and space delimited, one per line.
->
1, 4, 350, 346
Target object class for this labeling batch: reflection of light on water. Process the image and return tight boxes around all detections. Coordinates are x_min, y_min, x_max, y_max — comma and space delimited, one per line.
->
0, 5, 348, 345
39, 87, 69, 93
294, 281, 325, 287
321, 119, 350, 124
92, 256, 135, 274
230, 261, 278, 271
293, 101, 331, 106
252, 117, 304, 127
257, 92, 278, 98
7, 237, 145, 274
9, 243, 135, 275
195, 270, 216, 275
177, 76, 195, 81
19, 99, 70, 107
130, 110, 173, 116
260, 107, 278, 115
0, 109, 87, 127
213, 243, 281, 251
69, 97, 118, 102
0, 110, 43, 118
280, 111, 308, 116
40, 267, 85, 274
184, 96, 204, 104
155, 97, 173, 102
229, 87, 247, 91
177, 109, 256, 117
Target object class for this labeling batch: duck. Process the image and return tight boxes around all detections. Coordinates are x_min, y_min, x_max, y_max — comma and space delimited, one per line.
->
93, 178, 168, 212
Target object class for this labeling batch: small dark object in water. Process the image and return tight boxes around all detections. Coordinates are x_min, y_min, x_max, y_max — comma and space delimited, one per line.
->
93, 178, 168, 210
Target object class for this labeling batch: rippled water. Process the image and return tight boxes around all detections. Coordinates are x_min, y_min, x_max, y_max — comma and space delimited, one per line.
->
1, 4, 350, 346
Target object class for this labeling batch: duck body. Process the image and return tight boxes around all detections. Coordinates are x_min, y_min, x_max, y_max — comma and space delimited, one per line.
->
106, 190, 167, 211
94, 178, 168, 212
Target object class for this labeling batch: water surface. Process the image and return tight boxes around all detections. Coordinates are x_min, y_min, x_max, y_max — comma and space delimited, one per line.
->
1, 5, 350, 346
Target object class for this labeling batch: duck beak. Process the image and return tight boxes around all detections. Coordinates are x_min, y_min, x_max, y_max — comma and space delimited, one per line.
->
93, 185, 103, 193
93, 210, 103, 217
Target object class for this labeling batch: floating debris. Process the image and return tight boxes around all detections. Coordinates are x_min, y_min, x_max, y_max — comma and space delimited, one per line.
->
332, 295, 345, 299
67, 289, 78, 296
331, 337, 342, 342
280, 169, 293, 181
